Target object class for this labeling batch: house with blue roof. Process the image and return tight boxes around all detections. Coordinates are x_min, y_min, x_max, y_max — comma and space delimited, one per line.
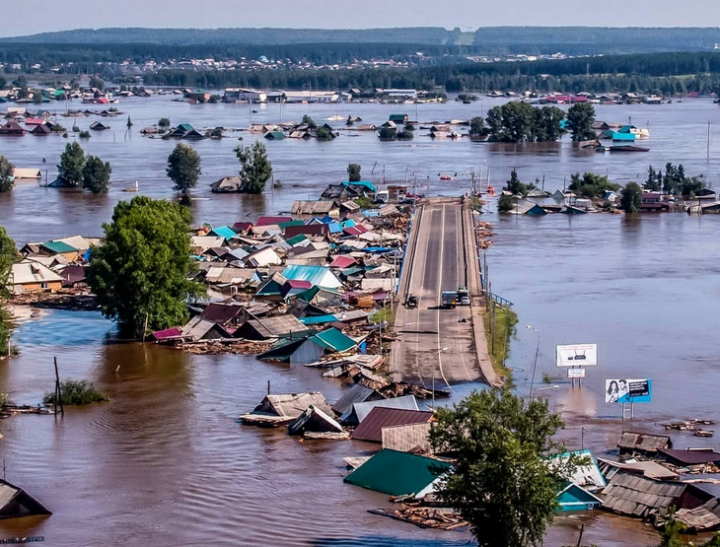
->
209, 226, 238, 240
282, 265, 343, 289
341, 180, 377, 194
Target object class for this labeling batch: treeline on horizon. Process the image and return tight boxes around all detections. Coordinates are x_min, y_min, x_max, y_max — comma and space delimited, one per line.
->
135, 51, 720, 95
5, 26, 720, 55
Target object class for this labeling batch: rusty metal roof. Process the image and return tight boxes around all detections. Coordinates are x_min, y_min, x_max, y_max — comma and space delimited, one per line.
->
351, 407, 433, 443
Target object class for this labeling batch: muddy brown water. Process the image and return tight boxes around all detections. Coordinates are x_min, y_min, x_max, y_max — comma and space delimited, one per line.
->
2, 96, 720, 545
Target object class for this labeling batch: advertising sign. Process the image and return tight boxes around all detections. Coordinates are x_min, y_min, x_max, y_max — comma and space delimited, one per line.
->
556, 344, 598, 367
567, 368, 586, 379
605, 379, 652, 404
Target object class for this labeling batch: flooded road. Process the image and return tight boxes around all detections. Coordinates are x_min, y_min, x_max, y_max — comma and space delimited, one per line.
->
1, 95, 720, 545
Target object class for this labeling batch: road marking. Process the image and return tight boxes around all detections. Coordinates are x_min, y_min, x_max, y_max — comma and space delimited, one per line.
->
436, 204, 451, 390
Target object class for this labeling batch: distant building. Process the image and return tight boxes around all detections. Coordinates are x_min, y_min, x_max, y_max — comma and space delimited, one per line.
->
223, 88, 268, 103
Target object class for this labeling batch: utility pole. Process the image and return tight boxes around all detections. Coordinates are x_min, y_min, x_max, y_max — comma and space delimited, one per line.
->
53, 356, 64, 416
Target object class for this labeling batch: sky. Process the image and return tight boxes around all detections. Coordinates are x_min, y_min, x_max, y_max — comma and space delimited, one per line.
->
2, 0, 718, 36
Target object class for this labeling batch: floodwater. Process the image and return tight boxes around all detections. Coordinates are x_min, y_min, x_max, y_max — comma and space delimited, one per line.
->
1, 95, 720, 545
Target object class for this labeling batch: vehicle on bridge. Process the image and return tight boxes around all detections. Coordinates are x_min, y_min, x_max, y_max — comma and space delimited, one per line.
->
406, 294, 418, 308
457, 286, 469, 305
441, 291, 457, 308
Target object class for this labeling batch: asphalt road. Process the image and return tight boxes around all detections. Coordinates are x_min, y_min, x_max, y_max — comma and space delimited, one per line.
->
391, 198, 481, 387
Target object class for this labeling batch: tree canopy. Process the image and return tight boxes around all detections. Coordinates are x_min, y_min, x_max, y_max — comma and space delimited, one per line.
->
566, 103, 596, 142
568, 172, 620, 198
430, 388, 576, 547
621, 182, 642, 213
87, 197, 204, 339
469, 116, 484, 136
166, 142, 201, 193
347, 163, 361, 182
0, 226, 17, 355
82, 155, 112, 194
235, 141, 273, 194
0, 155, 14, 193
485, 103, 565, 143
57, 142, 85, 187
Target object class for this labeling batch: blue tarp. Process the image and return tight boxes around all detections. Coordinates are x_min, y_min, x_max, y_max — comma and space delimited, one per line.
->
363, 247, 393, 253
342, 180, 377, 193
210, 226, 237, 240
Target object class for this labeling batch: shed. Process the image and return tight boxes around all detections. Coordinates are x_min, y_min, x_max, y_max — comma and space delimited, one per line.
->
509, 200, 547, 216
200, 303, 247, 327
0, 479, 51, 520
264, 131, 286, 140
12, 168, 41, 180
235, 315, 310, 340
352, 408, 434, 443
389, 113, 409, 124
244, 247, 282, 268
287, 328, 357, 365
256, 272, 288, 297
618, 431, 671, 456
89, 121, 109, 131
40, 240, 79, 261
30, 123, 52, 136
344, 449, 451, 498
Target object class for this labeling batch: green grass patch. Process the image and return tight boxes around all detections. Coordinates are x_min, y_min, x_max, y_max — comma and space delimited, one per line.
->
483, 303, 518, 380
44, 379, 109, 406
369, 306, 395, 325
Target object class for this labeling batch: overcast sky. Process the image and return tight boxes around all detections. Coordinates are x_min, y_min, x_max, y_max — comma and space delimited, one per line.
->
2, 0, 718, 36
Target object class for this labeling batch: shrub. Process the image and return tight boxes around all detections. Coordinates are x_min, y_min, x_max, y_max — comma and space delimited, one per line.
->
43, 379, 109, 406
79, 131, 91, 139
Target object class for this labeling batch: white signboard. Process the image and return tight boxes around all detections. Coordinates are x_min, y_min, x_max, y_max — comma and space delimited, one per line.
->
567, 368, 586, 379
556, 344, 598, 367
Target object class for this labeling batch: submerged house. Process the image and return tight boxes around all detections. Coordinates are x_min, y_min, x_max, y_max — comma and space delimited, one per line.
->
0, 121, 26, 136
351, 408, 434, 443
239, 392, 334, 426
235, 315, 310, 340
618, 431, 671, 457
0, 480, 51, 520
209, 176, 242, 193
344, 449, 452, 498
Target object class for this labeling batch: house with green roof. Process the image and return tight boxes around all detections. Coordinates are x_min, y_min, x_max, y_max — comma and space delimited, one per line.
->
38, 240, 80, 261
344, 449, 452, 498
388, 113, 409, 124
285, 327, 356, 365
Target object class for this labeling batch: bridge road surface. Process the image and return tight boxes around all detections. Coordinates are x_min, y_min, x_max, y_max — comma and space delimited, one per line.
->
391, 198, 481, 387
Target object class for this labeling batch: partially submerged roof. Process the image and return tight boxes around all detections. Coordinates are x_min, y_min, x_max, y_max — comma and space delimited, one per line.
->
660, 448, 720, 466
281, 265, 342, 289
10, 260, 63, 285
238, 315, 309, 340
0, 479, 51, 520
249, 392, 333, 419
597, 458, 679, 482
352, 408, 434, 443
348, 394, 419, 424
41, 240, 78, 254
331, 384, 378, 416
287, 405, 343, 436
309, 328, 357, 353
291, 200, 338, 215
551, 450, 607, 492
618, 431, 671, 454
344, 449, 451, 497
601, 473, 686, 518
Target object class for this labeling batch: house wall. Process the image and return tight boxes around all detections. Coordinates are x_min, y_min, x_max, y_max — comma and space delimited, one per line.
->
15, 280, 62, 293
289, 340, 324, 366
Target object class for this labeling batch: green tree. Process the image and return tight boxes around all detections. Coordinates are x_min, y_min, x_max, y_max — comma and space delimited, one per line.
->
0, 155, 15, 193
658, 508, 687, 547
497, 193, 515, 213
57, 142, 85, 187
430, 388, 576, 547
316, 125, 333, 141
235, 141, 272, 194
569, 172, 620, 198
566, 102, 596, 142
378, 126, 397, 140
0, 226, 18, 355
504, 169, 535, 196
347, 163, 361, 182
469, 116, 484, 136
397, 129, 414, 140
82, 155, 112, 194
158, 117, 170, 128
0, 76, 6, 90
530, 106, 565, 142
89, 76, 105, 90
703, 532, 720, 546
87, 197, 204, 339
621, 182, 642, 213
486, 102, 533, 143
645, 165, 662, 191
12, 75, 27, 88
32, 92, 43, 105
166, 142, 201, 193
301, 114, 317, 129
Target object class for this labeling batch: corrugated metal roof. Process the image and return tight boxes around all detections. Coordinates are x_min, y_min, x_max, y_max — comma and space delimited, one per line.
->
344, 449, 451, 497
660, 448, 720, 466
352, 408, 433, 443
291, 201, 338, 215
310, 328, 356, 352
601, 472, 686, 517
281, 265, 342, 289
332, 384, 377, 416
352, 394, 419, 424
41, 240, 78, 254
618, 431, 671, 454
10, 260, 63, 285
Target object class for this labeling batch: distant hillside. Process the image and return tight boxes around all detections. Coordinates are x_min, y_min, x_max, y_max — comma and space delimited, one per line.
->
0, 27, 462, 46
473, 26, 720, 54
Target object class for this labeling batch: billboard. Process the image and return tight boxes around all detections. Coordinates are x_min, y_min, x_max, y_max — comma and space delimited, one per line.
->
605, 379, 652, 404
556, 344, 598, 367
567, 368, 586, 379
